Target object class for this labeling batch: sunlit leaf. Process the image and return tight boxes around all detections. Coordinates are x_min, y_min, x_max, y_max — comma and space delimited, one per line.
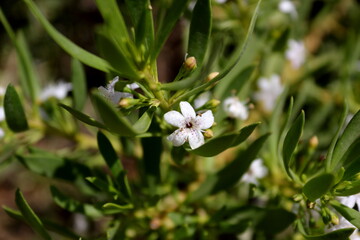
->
331, 200, 360, 229
4, 84, 29, 132
60, 104, 106, 129
303, 173, 335, 202
133, 107, 155, 134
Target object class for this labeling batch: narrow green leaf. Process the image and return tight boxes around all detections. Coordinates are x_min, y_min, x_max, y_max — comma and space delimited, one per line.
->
0, 10, 40, 102
256, 208, 296, 235
331, 200, 360, 229
172, 0, 261, 105
15, 189, 52, 240
23, 0, 114, 73
71, 59, 87, 111
91, 92, 137, 136
282, 110, 305, 179
102, 203, 133, 214
187, 0, 211, 67
4, 84, 29, 132
297, 220, 354, 240
59, 103, 107, 129
326, 103, 348, 172
3, 207, 80, 240
191, 123, 259, 157
335, 180, 360, 196
331, 109, 360, 171
96, 30, 139, 78
303, 173, 335, 202
188, 133, 269, 202
97, 131, 123, 177
133, 107, 155, 134
50, 186, 102, 218
152, 0, 190, 60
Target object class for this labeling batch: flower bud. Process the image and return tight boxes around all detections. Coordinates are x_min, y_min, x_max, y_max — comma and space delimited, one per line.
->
184, 56, 197, 71
309, 136, 319, 149
206, 72, 219, 82
118, 98, 139, 109
204, 129, 214, 138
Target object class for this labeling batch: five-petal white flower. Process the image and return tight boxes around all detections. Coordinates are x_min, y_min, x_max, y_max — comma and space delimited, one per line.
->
223, 96, 249, 120
254, 74, 284, 112
285, 39, 306, 69
98, 76, 138, 105
40, 81, 72, 101
164, 101, 214, 149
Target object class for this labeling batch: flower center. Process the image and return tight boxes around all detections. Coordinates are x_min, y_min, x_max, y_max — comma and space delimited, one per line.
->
186, 122, 193, 128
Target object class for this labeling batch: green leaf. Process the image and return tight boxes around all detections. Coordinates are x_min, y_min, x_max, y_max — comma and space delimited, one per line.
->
102, 203, 133, 214
133, 107, 155, 134
4, 84, 29, 132
96, 30, 139, 78
330, 109, 360, 171
256, 208, 296, 235
23, 0, 114, 73
50, 186, 102, 218
152, 0, 190, 60
297, 220, 354, 240
0, 10, 40, 103
331, 200, 360, 229
85, 177, 120, 196
97, 131, 123, 177
172, 0, 261, 105
335, 180, 360, 196
91, 92, 137, 136
303, 173, 335, 202
15, 189, 52, 240
187, 0, 211, 67
326, 103, 348, 172
282, 110, 305, 179
141, 137, 162, 186
188, 133, 269, 202
3, 207, 80, 240
191, 123, 259, 157
59, 103, 106, 129
71, 59, 87, 111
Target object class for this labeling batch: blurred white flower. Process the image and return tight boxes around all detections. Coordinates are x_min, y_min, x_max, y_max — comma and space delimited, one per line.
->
164, 101, 214, 149
0, 127, 4, 139
286, 40, 306, 69
40, 81, 72, 101
241, 158, 268, 184
0, 87, 5, 96
98, 76, 138, 105
337, 194, 360, 209
328, 216, 359, 240
194, 91, 211, 109
254, 74, 284, 112
215, 0, 227, 3
278, 0, 297, 19
223, 96, 249, 120
0, 106, 5, 122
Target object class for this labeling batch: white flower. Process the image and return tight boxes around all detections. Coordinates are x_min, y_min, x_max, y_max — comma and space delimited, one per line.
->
254, 74, 284, 112
241, 158, 268, 184
98, 76, 138, 105
337, 194, 360, 209
285, 40, 306, 69
0, 106, 5, 122
223, 97, 249, 120
194, 91, 211, 109
40, 81, 72, 101
278, 0, 297, 19
164, 101, 214, 149
328, 216, 359, 240
0, 127, 4, 139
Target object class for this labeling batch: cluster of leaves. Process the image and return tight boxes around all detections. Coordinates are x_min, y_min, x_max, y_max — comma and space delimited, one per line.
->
0, 0, 360, 239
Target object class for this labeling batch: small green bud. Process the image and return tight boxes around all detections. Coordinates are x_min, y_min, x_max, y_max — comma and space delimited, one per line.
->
184, 56, 197, 71
118, 98, 139, 109
309, 136, 319, 149
204, 129, 214, 138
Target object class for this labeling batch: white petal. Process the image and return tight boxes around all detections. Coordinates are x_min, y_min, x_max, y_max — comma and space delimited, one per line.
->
194, 91, 211, 109
195, 110, 214, 129
164, 111, 186, 128
188, 129, 204, 149
167, 129, 187, 146
180, 101, 196, 120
